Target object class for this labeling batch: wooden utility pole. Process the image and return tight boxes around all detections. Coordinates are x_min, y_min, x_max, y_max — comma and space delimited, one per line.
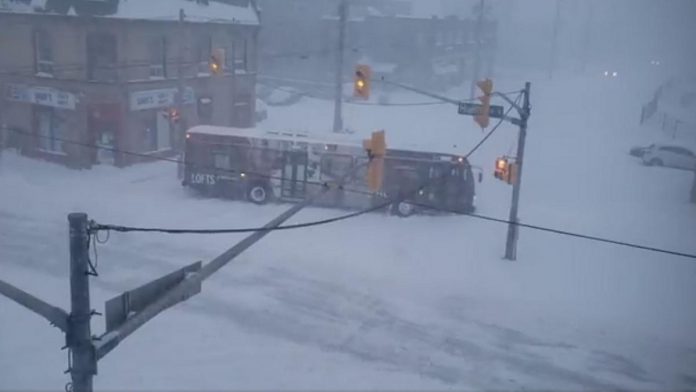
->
504, 82, 531, 261
333, 0, 347, 133
67, 213, 96, 392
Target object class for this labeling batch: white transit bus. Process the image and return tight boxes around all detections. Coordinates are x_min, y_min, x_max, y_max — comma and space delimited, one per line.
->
182, 126, 478, 217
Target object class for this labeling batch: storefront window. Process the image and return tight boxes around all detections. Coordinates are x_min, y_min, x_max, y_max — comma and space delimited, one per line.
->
35, 107, 64, 153
141, 111, 171, 152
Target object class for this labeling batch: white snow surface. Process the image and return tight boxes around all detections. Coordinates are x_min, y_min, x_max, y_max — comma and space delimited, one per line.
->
0, 0, 259, 25
1, 70, 696, 391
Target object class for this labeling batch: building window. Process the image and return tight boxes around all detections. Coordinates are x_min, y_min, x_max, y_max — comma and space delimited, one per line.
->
149, 37, 167, 79
196, 35, 212, 75
35, 107, 64, 153
33, 30, 54, 76
197, 97, 213, 124
87, 33, 117, 82
234, 37, 248, 73
233, 95, 252, 127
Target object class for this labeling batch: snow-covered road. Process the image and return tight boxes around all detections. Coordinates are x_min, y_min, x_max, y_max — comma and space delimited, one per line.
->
1, 71, 695, 390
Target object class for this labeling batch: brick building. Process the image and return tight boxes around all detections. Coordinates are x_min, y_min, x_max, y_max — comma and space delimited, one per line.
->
0, 0, 260, 168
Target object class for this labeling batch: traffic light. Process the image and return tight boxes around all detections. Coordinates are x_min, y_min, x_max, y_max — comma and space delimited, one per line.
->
363, 130, 386, 192
167, 107, 181, 123
475, 79, 493, 128
494, 157, 508, 181
494, 156, 518, 185
354, 64, 372, 100
210, 48, 224, 75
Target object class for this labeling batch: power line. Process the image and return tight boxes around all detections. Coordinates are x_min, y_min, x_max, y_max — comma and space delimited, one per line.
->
410, 202, 696, 261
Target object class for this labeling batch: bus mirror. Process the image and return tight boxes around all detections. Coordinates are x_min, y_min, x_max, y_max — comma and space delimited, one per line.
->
478, 172, 483, 183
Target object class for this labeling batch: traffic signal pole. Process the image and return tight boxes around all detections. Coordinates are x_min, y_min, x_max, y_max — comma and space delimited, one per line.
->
504, 82, 531, 260
333, 0, 347, 133
176, 8, 186, 178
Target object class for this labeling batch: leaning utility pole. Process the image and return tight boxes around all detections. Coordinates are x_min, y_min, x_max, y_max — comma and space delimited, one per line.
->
504, 82, 531, 261
469, 0, 485, 99
333, 0, 347, 133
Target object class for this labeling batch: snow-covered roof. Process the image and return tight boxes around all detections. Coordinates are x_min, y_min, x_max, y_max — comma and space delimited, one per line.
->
187, 125, 468, 158
187, 126, 361, 148
0, 0, 259, 25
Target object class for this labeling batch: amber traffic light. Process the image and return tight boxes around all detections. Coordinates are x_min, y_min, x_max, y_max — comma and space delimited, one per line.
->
354, 64, 372, 100
475, 79, 493, 128
494, 156, 517, 185
210, 48, 224, 75
363, 130, 386, 192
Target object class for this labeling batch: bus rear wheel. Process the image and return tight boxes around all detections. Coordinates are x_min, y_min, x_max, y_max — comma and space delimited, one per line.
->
247, 183, 270, 205
393, 201, 415, 217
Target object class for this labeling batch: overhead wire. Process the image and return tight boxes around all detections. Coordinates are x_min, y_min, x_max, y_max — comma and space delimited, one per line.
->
409, 202, 696, 261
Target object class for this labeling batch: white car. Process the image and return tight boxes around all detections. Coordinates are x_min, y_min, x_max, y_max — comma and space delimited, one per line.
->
641, 144, 696, 170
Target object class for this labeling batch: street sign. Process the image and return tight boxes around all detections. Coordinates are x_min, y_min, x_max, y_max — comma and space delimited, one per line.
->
458, 102, 505, 119
105, 261, 202, 332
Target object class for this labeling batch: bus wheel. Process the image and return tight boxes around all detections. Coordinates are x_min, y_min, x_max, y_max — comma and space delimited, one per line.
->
393, 201, 415, 217
247, 184, 269, 205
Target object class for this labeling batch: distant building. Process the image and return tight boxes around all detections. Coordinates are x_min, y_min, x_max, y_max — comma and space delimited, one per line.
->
257, 0, 496, 94
0, 0, 260, 168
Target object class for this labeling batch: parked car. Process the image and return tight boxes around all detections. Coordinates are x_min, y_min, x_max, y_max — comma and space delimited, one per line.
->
641, 144, 696, 170
629, 144, 654, 158
255, 98, 268, 123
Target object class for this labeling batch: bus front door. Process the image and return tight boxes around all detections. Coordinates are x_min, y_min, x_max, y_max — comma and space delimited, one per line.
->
281, 150, 308, 200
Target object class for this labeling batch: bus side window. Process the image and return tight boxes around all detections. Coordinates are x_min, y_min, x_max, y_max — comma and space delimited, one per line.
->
321, 154, 353, 180
213, 152, 231, 170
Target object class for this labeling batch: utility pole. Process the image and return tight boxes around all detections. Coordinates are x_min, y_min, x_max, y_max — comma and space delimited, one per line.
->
504, 82, 531, 261
333, 0, 347, 133
691, 169, 696, 204
549, 0, 561, 79
68, 213, 96, 392
469, 0, 485, 99
580, 0, 593, 74
176, 8, 186, 178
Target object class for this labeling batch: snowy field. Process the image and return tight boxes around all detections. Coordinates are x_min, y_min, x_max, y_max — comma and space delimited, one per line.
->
1, 70, 696, 391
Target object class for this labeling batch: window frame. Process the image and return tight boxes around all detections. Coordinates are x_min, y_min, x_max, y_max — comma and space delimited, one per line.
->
149, 36, 168, 79
86, 32, 118, 82
33, 29, 54, 77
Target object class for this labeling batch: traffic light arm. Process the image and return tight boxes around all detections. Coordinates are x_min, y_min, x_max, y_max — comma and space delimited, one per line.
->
378, 77, 461, 105
493, 92, 525, 119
